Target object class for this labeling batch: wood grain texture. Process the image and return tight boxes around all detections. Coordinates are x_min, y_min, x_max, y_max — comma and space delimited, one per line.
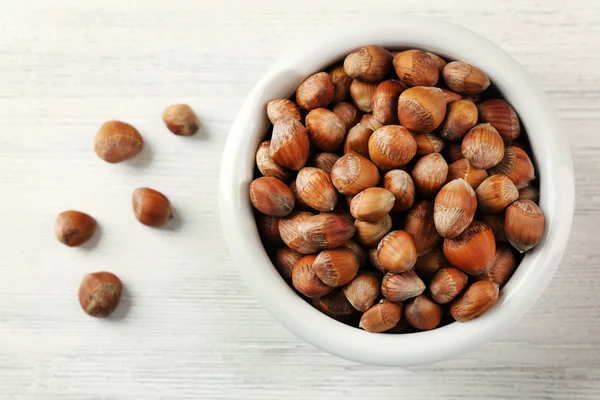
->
1, 0, 600, 398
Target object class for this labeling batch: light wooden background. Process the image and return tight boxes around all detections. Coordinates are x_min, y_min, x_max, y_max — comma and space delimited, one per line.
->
1, 0, 599, 398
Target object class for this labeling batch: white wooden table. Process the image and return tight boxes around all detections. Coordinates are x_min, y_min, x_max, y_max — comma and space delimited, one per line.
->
1, 0, 599, 398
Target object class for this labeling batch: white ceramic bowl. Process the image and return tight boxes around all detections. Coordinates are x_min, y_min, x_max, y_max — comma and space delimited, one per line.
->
219, 17, 575, 367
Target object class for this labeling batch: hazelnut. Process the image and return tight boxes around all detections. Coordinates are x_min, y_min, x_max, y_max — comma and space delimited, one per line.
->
249, 177, 295, 217
257, 214, 284, 246
505, 199, 545, 253
443, 61, 490, 95
478, 244, 516, 287
360, 113, 383, 131
488, 146, 536, 189
331, 153, 380, 196
381, 270, 426, 303
329, 65, 353, 104
343, 271, 381, 312
383, 169, 415, 212
295, 72, 334, 111
476, 174, 519, 213
368, 125, 417, 170
411, 153, 448, 197
344, 45, 393, 83
306, 108, 347, 151
256, 140, 290, 181
79, 272, 123, 317
371, 80, 405, 125
439, 100, 478, 140
403, 200, 442, 256
359, 300, 402, 333
434, 179, 477, 238
274, 247, 303, 281
349, 80, 378, 112
477, 99, 520, 141
440, 88, 462, 104
429, 267, 468, 304
354, 214, 392, 247
162, 104, 200, 136
325, 202, 354, 224
313, 249, 359, 287
267, 99, 303, 124
480, 212, 508, 242
55, 211, 97, 247
518, 185, 540, 202
292, 255, 333, 298
343, 123, 373, 157
397, 86, 447, 133
376, 230, 418, 273
446, 159, 488, 190
269, 117, 310, 170
450, 280, 499, 322
296, 167, 338, 212
311, 152, 340, 174
350, 188, 395, 222
332, 102, 362, 130
300, 213, 356, 250
404, 294, 443, 330
94, 120, 143, 163
132, 187, 173, 227
426, 52, 447, 73
278, 212, 319, 254
443, 221, 496, 276
413, 133, 445, 156
393, 49, 439, 87
414, 247, 451, 282
312, 289, 357, 323
461, 123, 504, 169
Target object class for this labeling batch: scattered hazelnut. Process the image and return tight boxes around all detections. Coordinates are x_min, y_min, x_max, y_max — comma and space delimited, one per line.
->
292, 255, 332, 298
403, 200, 442, 256
411, 153, 448, 197
461, 123, 504, 169
313, 249, 359, 287
256, 140, 290, 181
478, 244, 517, 287
476, 174, 519, 213
343, 123, 373, 157
439, 100, 478, 140
488, 146, 536, 189
350, 187, 395, 222
429, 267, 468, 304
434, 179, 477, 239
371, 79, 405, 125
414, 247, 451, 282
79, 272, 123, 317
443, 221, 496, 276
360, 113, 383, 131
404, 294, 443, 330
381, 270, 426, 303
446, 159, 488, 190
413, 133, 444, 156
331, 153, 380, 196
354, 214, 392, 247
311, 152, 340, 174
313, 289, 357, 323
300, 213, 356, 250
359, 300, 402, 333
94, 120, 143, 163
383, 169, 415, 212
162, 104, 200, 136
477, 99, 520, 141
440, 87, 462, 104
332, 102, 362, 130
376, 230, 418, 273
274, 247, 303, 281
343, 271, 381, 312
329, 65, 353, 104
278, 212, 319, 254
132, 187, 173, 227
306, 108, 346, 151
55, 211, 97, 247
296, 167, 338, 212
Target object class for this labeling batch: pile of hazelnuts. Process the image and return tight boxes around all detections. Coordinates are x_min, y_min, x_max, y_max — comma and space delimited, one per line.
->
250, 45, 544, 333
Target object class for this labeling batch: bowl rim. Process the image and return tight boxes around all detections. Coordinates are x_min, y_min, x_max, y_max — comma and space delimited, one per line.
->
219, 16, 575, 367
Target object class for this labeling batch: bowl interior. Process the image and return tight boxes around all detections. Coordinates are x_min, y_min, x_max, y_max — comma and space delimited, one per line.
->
219, 17, 575, 366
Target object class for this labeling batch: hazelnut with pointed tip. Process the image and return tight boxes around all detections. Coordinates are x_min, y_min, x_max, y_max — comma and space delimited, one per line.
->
371, 80, 404, 125
292, 255, 333, 298
411, 153, 448, 197
476, 174, 519, 213
350, 80, 378, 112
344, 45, 393, 83
450, 280, 499, 322
443, 221, 496, 276
296, 167, 338, 212
312, 249, 359, 287
443, 61, 490, 95
359, 300, 402, 333
343, 123, 373, 157
256, 140, 290, 181
488, 146, 536, 189
413, 133, 444, 156
398, 86, 447, 133
55, 211, 97, 247
162, 104, 200, 136
296, 72, 334, 111
329, 65, 353, 104
249, 177, 295, 217
343, 271, 381, 312
429, 267, 468, 304
393, 49, 439, 87
79, 272, 123, 317
368, 125, 418, 171
267, 99, 302, 124
306, 108, 347, 152
434, 179, 477, 238
94, 120, 143, 163
331, 153, 380, 196
333, 102, 362, 130
383, 169, 415, 213
382, 270, 426, 303
350, 188, 395, 222
376, 230, 418, 273
132, 188, 173, 227
404, 200, 442, 256
477, 99, 520, 141
270, 117, 310, 170
440, 100, 478, 140
404, 294, 443, 330
275, 247, 303, 281
354, 214, 392, 246
446, 159, 488, 190
504, 199, 545, 252
461, 123, 504, 169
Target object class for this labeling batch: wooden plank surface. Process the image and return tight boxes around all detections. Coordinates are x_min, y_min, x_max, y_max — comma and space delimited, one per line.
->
1, 0, 599, 398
